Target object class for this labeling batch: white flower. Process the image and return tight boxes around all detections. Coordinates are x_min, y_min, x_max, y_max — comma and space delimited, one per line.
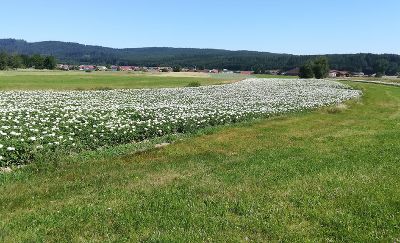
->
7, 147, 15, 151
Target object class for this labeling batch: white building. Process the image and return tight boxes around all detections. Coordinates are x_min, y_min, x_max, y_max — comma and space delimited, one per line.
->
96, 66, 107, 71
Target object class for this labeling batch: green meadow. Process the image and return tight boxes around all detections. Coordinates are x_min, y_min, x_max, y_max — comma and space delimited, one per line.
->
0, 71, 241, 90
1, 80, 399, 241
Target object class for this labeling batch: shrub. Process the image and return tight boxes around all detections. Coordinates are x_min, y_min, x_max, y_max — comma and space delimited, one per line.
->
173, 65, 182, 72
313, 57, 330, 79
186, 81, 201, 87
299, 61, 314, 79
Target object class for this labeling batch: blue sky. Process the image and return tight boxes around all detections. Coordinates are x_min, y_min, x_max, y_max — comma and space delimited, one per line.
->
1, 0, 399, 54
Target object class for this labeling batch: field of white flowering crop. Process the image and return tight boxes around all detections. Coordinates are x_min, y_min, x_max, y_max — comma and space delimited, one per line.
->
0, 78, 361, 166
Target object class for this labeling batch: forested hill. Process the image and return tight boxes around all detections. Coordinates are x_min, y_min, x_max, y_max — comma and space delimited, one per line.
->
1, 39, 399, 75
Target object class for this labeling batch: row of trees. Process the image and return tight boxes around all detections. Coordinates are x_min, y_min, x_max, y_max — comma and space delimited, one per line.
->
299, 58, 330, 79
0, 52, 56, 70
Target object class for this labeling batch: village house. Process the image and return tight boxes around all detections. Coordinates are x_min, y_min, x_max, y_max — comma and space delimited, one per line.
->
118, 66, 133, 71
148, 67, 163, 72
96, 66, 107, 71
79, 65, 96, 71
57, 64, 70, 71
328, 71, 337, 78
351, 72, 365, 77
240, 71, 254, 75
109, 65, 118, 71
329, 70, 351, 78
222, 69, 234, 74
267, 70, 280, 75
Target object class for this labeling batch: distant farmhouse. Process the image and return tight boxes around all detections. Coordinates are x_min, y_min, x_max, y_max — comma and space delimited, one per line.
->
79, 65, 96, 71
118, 66, 133, 71
329, 70, 365, 78
56, 64, 70, 71
96, 66, 107, 71
268, 70, 280, 75
240, 71, 254, 75
351, 72, 365, 77
329, 70, 350, 78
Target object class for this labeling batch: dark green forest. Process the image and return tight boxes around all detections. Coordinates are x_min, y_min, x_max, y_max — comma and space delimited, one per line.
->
0, 52, 56, 70
1, 39, 399, 75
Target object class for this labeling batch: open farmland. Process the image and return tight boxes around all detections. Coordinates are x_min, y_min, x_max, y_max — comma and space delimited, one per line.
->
1, 81, 399, 242
0, 71, 240, 90
0, 79, 360, 166
2, 0, 399, 241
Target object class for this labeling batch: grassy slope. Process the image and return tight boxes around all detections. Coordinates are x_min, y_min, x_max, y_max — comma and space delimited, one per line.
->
0, 71, 239, 90
1, 82, 400, 241
343, 76, 400, 83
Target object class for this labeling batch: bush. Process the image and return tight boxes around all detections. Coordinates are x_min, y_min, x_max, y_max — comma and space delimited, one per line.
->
313, 57, 329, 79
299, 62, 314, 79
173, 65, 182, 72
186, 81, 201, 87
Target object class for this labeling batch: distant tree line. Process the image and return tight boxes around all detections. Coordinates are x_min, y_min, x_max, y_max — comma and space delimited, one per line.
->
1, 39, 400, 75
0, 52, 56, 70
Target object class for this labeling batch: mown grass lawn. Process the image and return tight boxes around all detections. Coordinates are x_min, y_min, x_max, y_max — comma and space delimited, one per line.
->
0, 82, 399, 242
0, 71, 239, 90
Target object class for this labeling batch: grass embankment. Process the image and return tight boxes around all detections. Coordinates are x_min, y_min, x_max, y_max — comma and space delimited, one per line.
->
343, 76, 400, 84
0, 71, 241, 90
1, 82, 400, 241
